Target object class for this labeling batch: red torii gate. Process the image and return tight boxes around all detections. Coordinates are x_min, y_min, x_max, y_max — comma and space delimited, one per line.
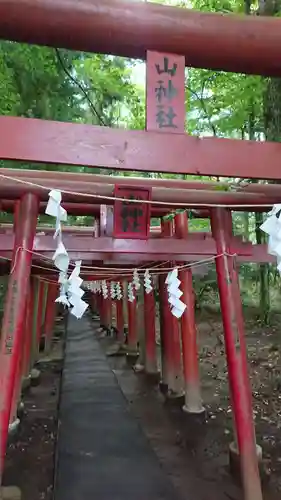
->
0, 2, 279, 500
1, 115, 281, 179
1, 0, 281, 76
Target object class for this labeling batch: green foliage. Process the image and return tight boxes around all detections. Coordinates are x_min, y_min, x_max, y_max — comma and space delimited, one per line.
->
0, 0, 279, 323
0, 43, 79, 120
74, 55, 145, 127
187, 70, 264, 138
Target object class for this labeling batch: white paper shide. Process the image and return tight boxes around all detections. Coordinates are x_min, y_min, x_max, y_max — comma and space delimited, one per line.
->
115, 282, 123, 300
128, 282, 135, 302
133, 269, 141, 290
101, 280, 108, 299
165, 268, 186, 319
144, 269, 153, 294
110, 281, 117, 299
260, 204, 281, 273
45, 189, 88, 319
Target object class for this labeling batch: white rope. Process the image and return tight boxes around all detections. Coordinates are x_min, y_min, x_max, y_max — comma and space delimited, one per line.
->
8, 246, 235, 276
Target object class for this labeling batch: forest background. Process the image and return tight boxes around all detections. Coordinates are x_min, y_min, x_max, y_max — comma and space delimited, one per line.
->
0, 0, 278, 324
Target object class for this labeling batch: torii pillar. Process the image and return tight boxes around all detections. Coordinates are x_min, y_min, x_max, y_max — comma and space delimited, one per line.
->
211, 208, 263, 500
143, 284, 158, 376
146, 49, 185, 399
44, 283, 58, 353
0, 193, 39, 482
175, 212, 204, 415
126, 288, 138, 356
159, 218, 183, 398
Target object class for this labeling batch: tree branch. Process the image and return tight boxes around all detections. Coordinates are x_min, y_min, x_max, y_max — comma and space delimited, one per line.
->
186, 83, 217, 137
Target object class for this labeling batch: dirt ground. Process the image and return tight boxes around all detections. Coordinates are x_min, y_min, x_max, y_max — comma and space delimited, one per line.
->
2, 319, 64, 500
3, 360, 62, 500
104, 307, 281, 500
3, 309, 281, 500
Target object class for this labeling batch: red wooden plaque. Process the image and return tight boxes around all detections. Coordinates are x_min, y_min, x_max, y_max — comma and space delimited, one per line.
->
146, 51, 185, 133
113, 185, 151, 240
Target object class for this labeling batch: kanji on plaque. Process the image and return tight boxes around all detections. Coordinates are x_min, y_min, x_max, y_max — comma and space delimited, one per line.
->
146, 51, 185, 133
113, 186, 151, 240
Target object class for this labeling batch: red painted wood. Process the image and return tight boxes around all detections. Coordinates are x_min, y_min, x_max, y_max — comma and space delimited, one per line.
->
238, 245, 275, 263
0, 193, 39, 476
10, 347, 22, 425
161, 218, 174, 237
160, 219, 183, 394
158, 219, 173, 386
211, 208, 262, 500
144, 290, 157, 374
35, 281, 45, 347
1, 223, 164, 238
10, 169, 276, 209
179, 269, 202, 408
175, 212, 203, 412
99, 293, 112, 329
44, 284, 58, 352
146, 52, 185, 133
105, 295, 112, 329
174, 212, 188, 239
0, 176, 273, 208
7, 167, 281, 202
12, 201, 20, 233
10, 205, 29, 424
158, 274, 168, 387
99, 296, 106, 327
159, 272, 181, 392
0, 233, 275, 263
1, 200, 107, 216
0, 167, 220, 190
32, 234, 253, 256
23, 278, 36, 377
1, 199, 167, 218
170, 313, 183, 394
100, 205, 114, 237
127, 297, 138, 351
1, 0, 281, 76
9, 201, 27, 425
2, 116, 281, 180
116, 299, 124, 342
96, 294, 102, 321
0, 173, 274, 208
113, 186, 151, 239
90, 293, 97, 314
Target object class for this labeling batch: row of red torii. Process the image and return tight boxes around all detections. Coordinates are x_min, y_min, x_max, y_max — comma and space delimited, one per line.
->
0, 97, 275, 500
0, 167, 276, 500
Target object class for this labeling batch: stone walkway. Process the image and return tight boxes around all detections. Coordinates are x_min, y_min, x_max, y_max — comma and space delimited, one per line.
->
54, 314, 181, 500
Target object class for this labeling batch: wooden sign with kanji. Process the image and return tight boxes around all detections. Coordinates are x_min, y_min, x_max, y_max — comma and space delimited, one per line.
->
146, 51, 185, 133
113, 185, 151, 239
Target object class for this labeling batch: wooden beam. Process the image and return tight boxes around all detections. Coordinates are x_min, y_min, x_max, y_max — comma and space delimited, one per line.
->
1, 116, 281, 181
0, 175, 277, 208
4, 167, 281, 197
1, 0, 281, 76
0, 168, 222, 191
33, 234, 252, 257
0, 238, 276, 266
0, 233, 252, 257
0, 251, 276, 265
0, 199, 166, 217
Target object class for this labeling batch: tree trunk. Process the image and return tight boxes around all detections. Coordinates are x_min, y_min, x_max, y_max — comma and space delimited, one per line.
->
243, 27, 271, 324
255, 212, 270, 324
243, 212, 249, 240
258, 0, 281, 324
